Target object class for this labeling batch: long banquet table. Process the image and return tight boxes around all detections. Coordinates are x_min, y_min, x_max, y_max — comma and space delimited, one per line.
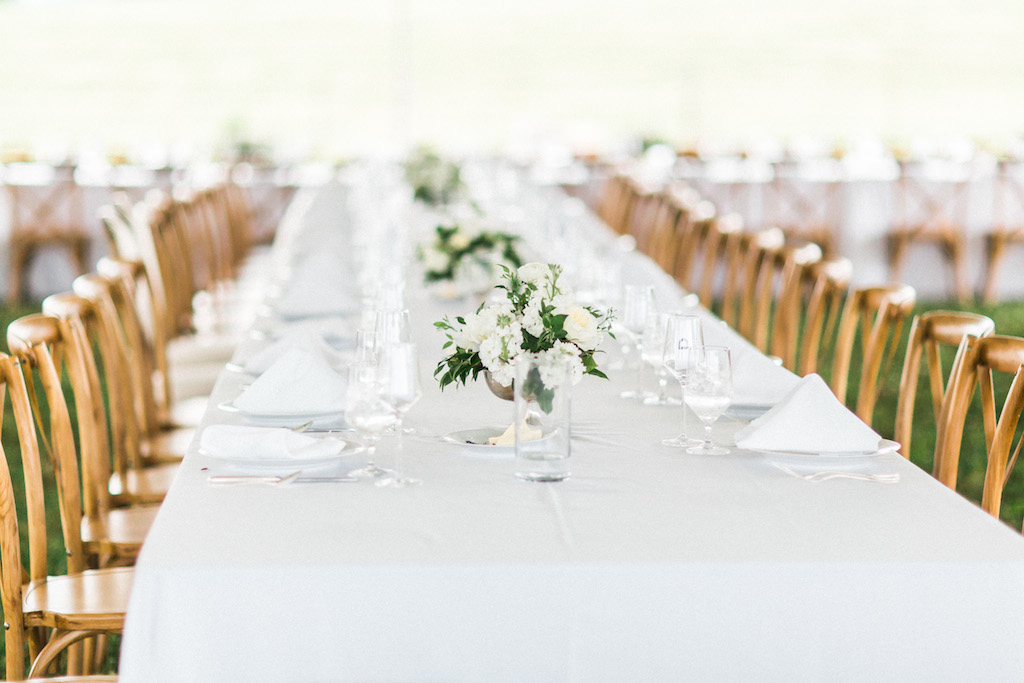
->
120, 172, 1024, 682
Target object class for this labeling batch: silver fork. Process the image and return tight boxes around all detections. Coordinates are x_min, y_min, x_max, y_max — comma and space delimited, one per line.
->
771, 462, 901, 484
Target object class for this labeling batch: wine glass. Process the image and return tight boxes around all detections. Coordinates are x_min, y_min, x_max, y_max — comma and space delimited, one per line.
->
642, 311, 680, 406
684, 346, 732, 455
344, 362, 398, 478
619, 284, 656, 400
376, 343, 423, 487
660, 314, 704, 447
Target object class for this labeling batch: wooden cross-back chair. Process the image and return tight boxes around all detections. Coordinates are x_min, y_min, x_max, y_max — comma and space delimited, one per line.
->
8, 312, 159, 567
0, 350, 132, 679
670, 198, 716, 294
982, 159, 1024, 303
42, 288, 176, 507
75, 268, 191, 463
695, 212, 743, 311
830, 284, 917, 428
4, 164, 92, 302
894, 311, 995, 461
794, 257, 854, 376
886, 158, 971, 302
716, 227, 785, 332
750, 240, 823, 359
622, 178, 663, 253
933, 334, 1024, 523
645, 185, 699, 274
766, 158, 843, 257
595, 172, 634, 234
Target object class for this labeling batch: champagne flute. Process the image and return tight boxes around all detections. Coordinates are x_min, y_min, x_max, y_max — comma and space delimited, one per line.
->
344, 362, 398, 478
376, 343, 423, 487
374, 307, 411, 347
642, 311, 680, 406
685, 346, 732, 455
619, 284, 656, 400
661, 314, 704, 447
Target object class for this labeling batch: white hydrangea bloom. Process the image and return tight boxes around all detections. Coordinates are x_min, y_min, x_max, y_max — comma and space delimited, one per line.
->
521, 298, 545, 337
517, 262, 552, 287
539, 342, 586, 387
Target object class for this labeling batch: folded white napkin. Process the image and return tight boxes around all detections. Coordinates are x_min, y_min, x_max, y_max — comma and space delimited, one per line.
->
734, 373, 882, 453
729, 349, 801, 406
241, 329, 344, 375
488, 420, 542, 446
234, 347, 347, 415
200, 424, 341, 460
275, 250, 359, 319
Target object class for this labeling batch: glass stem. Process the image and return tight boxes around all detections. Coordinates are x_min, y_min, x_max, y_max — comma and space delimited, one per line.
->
679, 382, 688, 438
634, 341, 645, 400
704, 422, 713, 450
657, 373, 668, 402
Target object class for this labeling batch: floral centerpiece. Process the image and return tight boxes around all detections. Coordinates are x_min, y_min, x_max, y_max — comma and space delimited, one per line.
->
418, 223, 523, 296
434, 263, 614, 410
403, 146, 465, 206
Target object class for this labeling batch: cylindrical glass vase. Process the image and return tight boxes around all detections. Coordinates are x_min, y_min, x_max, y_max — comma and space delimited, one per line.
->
514, 353, 572, 482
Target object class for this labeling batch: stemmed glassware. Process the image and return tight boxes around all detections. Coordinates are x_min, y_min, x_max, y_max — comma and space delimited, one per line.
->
641, 311, 680, 406
375, 342, 423, 487
684, 346, 733, 455
660, 314, 704, 447
619, 284, 656, 400
344, 362, 398, 479
374, 308, 412, 347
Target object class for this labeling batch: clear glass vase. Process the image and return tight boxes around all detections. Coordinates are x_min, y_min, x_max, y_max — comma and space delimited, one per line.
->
513, 353, 572, 482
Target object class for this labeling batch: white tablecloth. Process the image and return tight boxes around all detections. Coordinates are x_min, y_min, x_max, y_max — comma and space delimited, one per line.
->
119, 180, 1024, 682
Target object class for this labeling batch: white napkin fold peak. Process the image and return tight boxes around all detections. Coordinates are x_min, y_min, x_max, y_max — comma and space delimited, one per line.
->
234, 347, 347, 416
734, 373, 882, 454
242, 329, 343, 376
200, 424, 341, 460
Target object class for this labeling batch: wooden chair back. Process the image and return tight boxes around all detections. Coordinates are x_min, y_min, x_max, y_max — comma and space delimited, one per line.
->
695, 212, 742, 310
646, 185, 699, 274
39, 293, 137, 509
830, 284, 917, 427
894, 311, 995, 460
718, 227, 785, 332
795, 256, 853, 376
933, 334, 1024, 521
669, 198, 715, 290
745, 239, 822, 354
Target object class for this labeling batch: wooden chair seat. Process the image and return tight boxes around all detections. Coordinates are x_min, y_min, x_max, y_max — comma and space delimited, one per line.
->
23, 567, 133, 627
81, 505, 160, 561
110, 462, 178, 505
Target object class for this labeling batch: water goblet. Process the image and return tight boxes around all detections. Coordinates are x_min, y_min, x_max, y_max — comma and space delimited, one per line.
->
642, 311, 680, 406
685, 346, 732, 455
619, 284, 656, 399
660, 314, 704, 447
344, 362, 398, 478
375, 343, 423, 487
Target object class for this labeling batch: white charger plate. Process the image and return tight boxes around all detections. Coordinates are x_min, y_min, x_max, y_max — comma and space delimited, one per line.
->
199, 437, 362, 471
726, 403, 773, 421
442, 427, 515, 457
218, 400, 345, 428
755, 438, 901, 469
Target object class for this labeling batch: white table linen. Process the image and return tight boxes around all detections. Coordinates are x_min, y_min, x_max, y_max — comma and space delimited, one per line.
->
120, 181, 1024, 682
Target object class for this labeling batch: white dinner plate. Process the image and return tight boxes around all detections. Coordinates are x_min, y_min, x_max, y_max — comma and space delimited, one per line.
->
726, 403, 773, 421
443, 427, 515, 456
218, 400, 345, 428
755, 438, 901, 469
199, 437, 362, 471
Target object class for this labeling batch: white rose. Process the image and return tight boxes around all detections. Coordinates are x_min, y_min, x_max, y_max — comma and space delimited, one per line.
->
449, 231, 471, 251
560, 305, 601, 350
517, 262, 551, 286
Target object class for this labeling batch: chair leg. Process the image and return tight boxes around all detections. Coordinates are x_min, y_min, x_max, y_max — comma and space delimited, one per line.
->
886, 233, 908, 284
8, 241, 31, 302
983, 234, 1008, 304
946, 234, 970, 303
